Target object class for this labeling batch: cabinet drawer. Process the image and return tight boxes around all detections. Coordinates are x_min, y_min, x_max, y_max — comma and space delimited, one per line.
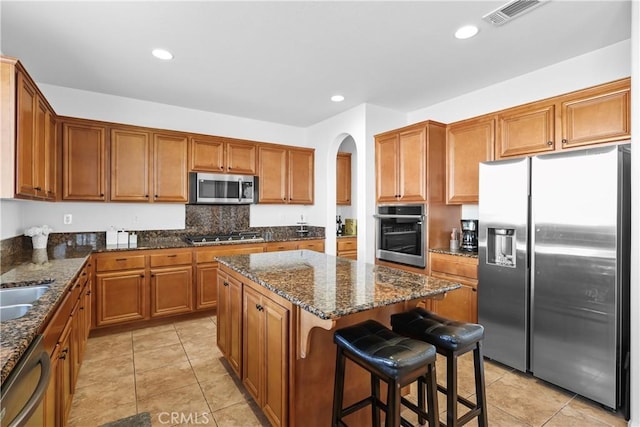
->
265, 241, 298, 252
149, 251, 192, 267
96, 255, 146, 272
430, 255, 478, 280
337, 238, 357, 251
196, 244, 265, 264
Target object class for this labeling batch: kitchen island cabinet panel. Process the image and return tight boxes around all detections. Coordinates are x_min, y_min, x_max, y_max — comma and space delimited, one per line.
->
216, 271, 243, 376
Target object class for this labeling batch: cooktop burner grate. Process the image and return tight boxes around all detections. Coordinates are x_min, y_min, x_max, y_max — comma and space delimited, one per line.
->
185, 231, 264, 245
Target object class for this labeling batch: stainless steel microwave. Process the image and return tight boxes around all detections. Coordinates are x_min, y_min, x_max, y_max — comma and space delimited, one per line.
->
189, 172, 258, 204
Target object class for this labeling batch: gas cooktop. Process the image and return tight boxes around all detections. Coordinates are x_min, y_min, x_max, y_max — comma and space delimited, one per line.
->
185, 232, 264, 246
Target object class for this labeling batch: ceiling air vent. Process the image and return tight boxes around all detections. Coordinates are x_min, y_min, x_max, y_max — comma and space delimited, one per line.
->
482, 0, 550, 26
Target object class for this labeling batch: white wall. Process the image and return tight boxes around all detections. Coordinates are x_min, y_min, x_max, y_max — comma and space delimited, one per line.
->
0, 198, 185, 239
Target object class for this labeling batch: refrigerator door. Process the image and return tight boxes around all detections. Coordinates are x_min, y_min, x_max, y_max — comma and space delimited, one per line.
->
478, 157, 529, 371
531, 146, 619, 408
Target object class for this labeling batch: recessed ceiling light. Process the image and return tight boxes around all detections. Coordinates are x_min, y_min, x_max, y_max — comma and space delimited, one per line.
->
454, 25, 479, 40
331, 95, 345, 102
152, 48, 173, 60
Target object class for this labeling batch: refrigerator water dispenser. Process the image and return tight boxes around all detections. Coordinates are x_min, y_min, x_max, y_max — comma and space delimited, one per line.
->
487, 228, 515, 267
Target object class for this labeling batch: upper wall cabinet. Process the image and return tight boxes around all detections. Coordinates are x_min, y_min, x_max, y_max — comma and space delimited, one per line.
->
62, 120, 107, 201
496, 78, 630, 160
336, 152, 351, 205
111, 128, 189, 202
8, 59, 58, 200
258, 145, 314, 204
559, 78, 630, 149
446, 117, 494, 204
189, 136, 256, 175
375, 121, 448, 204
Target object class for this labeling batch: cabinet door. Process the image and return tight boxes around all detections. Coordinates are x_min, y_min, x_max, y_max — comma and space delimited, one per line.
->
45, 110, 57, 199
497, 102, 555, 159
58, 319, 73, 426
62, 122, 106, 200
398, 127, 427, 202
196, 264, 218, 310
446, 117, 494, 204
33, 98, 48, 197
258, 145, 288, 203
43, 344, 59, 427
190, 136, 224, 172
110, 128, 150, 201
262, 298, 288, 427
288, 148, 314, 204
95, 270, 147, 326
336, 152, 351, 205
226, 140, 257, 175
152, 133, 188, 202
243, 285, 263, 402
428, 284, 477, 324
288, 149, 314, 205
561, 80, 630, 149
150, 266, 193, 317
375, 133, 399, 202
228, 276, 243, 376
216, 272, 230, 357
15, 71, 37, 197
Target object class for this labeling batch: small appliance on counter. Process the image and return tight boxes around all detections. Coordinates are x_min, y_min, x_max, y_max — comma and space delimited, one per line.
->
460, 219, 478, 252
343, 218, 357, 236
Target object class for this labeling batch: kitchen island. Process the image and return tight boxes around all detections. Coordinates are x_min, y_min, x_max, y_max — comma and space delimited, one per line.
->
216, 250, 461, 427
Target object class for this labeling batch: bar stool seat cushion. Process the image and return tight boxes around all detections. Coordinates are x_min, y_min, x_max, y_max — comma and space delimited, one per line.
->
334, 319, 436, 379
391, 308, 484, 352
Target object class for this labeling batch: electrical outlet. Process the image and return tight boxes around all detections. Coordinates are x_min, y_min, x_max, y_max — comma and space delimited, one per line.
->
63, 214, 72, 225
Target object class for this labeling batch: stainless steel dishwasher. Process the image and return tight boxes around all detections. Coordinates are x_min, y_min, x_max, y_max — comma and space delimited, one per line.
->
0, 335, 50, 427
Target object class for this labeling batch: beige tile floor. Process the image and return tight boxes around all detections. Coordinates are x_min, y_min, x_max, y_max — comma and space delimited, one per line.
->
68, 315, 627, 426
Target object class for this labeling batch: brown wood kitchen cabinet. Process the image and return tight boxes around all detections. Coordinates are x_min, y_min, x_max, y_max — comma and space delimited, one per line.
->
265, 239, 325, 252
336, 236, 357, 260
94, 253, 148, 326
152, 133, 189, 202
375, 121, 447, 203
189, 135, 257, 175
242, 281, 289, 427
62, 118, 107, 201
336, 152, 351, 205
14, 62, 58, 200
258, 144, 314, 204
446, 116, 495, 204
110, 128, 151, 201
195, 243, 265, 310
496, 78, 631, 160
149, 250, 193, 317
216, 270, 243, 376
427, 252, 478, 323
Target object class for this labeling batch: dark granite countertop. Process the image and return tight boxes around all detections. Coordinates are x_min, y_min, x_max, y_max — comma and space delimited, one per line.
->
430, 247, 479, 259
216, 250, 461, 320
0, 250, 91, 384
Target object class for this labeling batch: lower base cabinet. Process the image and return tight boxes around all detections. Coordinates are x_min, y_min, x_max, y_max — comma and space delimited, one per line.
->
216, 271, 243, 376
242, 283, 288, 427
427, 252, 479, 323
150, 266, 193, 317
336, 236, 357, 259
95, 269, 147, 326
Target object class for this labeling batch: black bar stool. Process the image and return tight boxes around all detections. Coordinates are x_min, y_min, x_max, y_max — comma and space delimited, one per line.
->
391, 308, 488, 427
332, 319, 439, 427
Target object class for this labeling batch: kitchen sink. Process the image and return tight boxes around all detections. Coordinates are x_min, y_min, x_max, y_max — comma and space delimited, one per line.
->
0, 304, 33, 321
0, 285, 50, 306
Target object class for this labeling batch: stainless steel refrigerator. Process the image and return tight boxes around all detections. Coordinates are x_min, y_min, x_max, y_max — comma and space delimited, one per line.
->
478, 144, 630, 416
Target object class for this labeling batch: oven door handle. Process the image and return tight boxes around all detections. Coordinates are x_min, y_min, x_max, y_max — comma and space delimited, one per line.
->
374, 214, 425, 219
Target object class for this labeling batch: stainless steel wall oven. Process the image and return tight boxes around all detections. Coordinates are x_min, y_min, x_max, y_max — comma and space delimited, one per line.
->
375, 204, 426, 268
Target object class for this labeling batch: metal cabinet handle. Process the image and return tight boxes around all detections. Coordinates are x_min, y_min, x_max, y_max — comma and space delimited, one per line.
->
562, 139, 568, 144
115, 258, 128, 261
10, 351, 51, 427
223, 281, 229, 287
547, 141, 553, 146
167, 254, 177, 258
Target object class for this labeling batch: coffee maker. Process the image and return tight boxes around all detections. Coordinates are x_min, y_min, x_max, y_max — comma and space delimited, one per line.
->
460, 219, 479, 252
